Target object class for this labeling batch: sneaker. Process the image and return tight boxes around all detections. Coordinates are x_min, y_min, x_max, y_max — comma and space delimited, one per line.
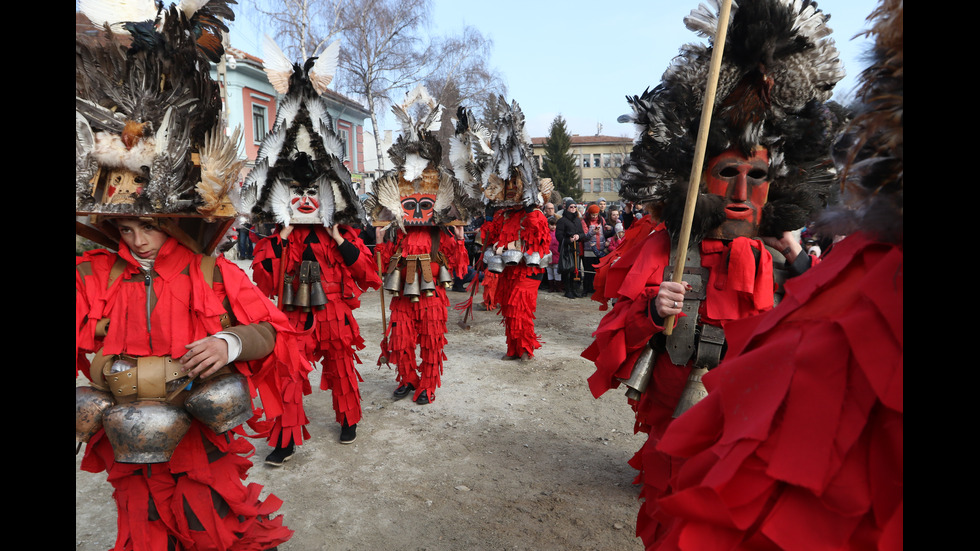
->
340, 421, 357, 444
393, 383, 415, 400
415, 390, 431, 405
265, 442, 295, 467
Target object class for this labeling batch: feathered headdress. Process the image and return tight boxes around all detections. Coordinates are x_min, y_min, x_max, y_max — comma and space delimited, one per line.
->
453, 96, 552, 210
363, 86, 483, 233
619, 0, 849, 242
76, 0, 244, 254
240, 35, 366, 229
821, 0, 903, 245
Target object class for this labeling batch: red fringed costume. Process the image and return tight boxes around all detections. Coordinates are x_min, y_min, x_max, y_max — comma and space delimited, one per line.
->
653, 233, 903, 550
252, 225, 381, 429
376, 226, 469, 401
583, 227, 785, 547
76, 238, 299, 550
480, 208, 550, 358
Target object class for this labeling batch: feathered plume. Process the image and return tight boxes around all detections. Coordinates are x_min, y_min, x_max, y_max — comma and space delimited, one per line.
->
76, 0, 239, 218
819, 0, 903, 245
243, 35, 363, 228
364, 89, 482, 232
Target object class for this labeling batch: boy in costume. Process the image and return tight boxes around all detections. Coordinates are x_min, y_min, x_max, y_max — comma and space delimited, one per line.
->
75, 2, 300, 547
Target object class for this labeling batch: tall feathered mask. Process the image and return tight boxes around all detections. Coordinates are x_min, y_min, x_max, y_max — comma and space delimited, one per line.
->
364, 86, 483, 233
76, 0, 245, 253
457, 96, 545, 210
619, 0, 848, 242
240, 35, 366, 229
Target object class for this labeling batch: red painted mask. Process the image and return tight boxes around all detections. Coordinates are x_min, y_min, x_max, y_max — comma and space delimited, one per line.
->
289, 185, 322, 225
704, 147, 770, 239
401, 193, 437, 225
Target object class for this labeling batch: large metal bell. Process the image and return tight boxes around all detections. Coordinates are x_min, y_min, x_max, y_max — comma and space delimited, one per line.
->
384, 267, 403, 297
672, 367, 709, 418
184, 373, 253, 434
102, 401, 192, 463
501, 249, 523, 266
76, 386, 114, 444
617, 344, 657, 401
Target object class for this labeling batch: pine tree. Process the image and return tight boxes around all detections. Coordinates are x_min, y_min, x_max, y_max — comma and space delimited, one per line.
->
539, 115, 581, 201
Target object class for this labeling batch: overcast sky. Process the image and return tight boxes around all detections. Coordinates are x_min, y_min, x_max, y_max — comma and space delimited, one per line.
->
230, 0, 879, 139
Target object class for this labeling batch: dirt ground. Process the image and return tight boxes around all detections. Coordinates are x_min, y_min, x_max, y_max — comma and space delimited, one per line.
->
76, 260, 647, 550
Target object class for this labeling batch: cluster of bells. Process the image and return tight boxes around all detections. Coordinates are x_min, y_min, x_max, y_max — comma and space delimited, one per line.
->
616, 342, 709, 419
384, 262, 454, 302
482, 249, 552, 273
283, 260, 327, 312
76, 359, 253, 464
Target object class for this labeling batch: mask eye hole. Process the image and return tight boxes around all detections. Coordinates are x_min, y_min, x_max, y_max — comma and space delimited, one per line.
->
720, 167, 740, 178
402, 199, 418, 211
418, 199, 434, 210
748, 169, 767, 179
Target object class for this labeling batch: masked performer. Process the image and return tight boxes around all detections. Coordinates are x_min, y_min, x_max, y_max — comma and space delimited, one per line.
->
242, 36, 381, 456
454, 98, 554, 361
365, 88, 482, 405
651, 1, 904, 548
581, 0, 848, 547
75, 2, 300, 548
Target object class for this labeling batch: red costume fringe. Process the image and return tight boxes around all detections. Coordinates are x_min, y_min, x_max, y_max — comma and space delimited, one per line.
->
376, 227, 468, 401
251, 225, 381, 428
481, 209, 550, 357
582, 229, 781, 547
76, 239, 297, 549
651, 233, 903, 550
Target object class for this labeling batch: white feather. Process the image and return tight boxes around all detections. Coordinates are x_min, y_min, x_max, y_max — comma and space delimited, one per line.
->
403, 153, 428, 183
269, 180, 292, 226
255, 129, 287, 165
262, 35, 295, 95
310, 40, 340, 96
79, 0, 159, 32
319, 123, 346, 159
316, 176, 337, 227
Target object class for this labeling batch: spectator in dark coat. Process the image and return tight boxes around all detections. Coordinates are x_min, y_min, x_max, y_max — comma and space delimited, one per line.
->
555, 199, 587, 299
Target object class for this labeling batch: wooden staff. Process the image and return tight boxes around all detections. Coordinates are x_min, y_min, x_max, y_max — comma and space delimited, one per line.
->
376, 249, 391, 365
664, 0, 733, 336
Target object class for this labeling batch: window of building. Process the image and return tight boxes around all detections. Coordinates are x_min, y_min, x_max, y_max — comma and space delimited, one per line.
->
603, 178, 613, 192
582, 179, 591, 192
593, 154, 601, 168
613, 178, 621, 191
603, 154, 612, 168
613, 153, 624, 167
582, 154, 590, 168
252, 105, 267, 144
338, 127, 350, 161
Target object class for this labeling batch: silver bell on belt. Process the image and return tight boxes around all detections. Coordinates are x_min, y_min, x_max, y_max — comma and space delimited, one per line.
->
437, 265, 453, 288
501, 249, 523, 266
184, 373, 253, 434
672, 367, 709, 418
486, 254, 504, 273
383, 266, 403, 297
76, 386, 114, 445
102, 401, 192, 463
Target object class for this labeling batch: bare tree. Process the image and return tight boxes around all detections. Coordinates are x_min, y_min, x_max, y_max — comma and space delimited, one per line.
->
245, 0, 345, 60
422, 26, 507, 172
424, 26, 506, 112
335, 0, 434, 174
